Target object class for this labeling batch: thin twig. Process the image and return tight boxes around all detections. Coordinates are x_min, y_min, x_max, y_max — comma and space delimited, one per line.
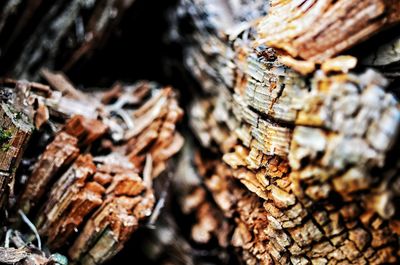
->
143, 154, 153, 188
4, 229, 12, 248
18, 210, 41, 250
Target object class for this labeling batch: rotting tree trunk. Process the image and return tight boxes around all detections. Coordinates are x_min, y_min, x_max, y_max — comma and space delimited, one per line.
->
0, 72, 184, 265
2, 0, 400, 265
163, 0, 400, 264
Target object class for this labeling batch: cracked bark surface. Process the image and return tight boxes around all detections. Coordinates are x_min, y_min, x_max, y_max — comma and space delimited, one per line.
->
169, 0, 400, 264
1, 0, 400, 264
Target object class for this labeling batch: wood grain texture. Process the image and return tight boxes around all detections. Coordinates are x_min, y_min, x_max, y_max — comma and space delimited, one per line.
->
1, 74, 184, 265
170, 0, 400, 264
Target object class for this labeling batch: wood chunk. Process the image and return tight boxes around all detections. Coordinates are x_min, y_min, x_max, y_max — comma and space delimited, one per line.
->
125, 87, 184, 178
181, 187, 206, 214
321, 56, 357, 74
257, 0, 400, 63
191, 202, 229, 246
19, 132, 79, 215
349, 228, 371, 251
0, 102, 33, 209
63, 115, 108, 147
106, 172, 145, 197
5, 76, 184, 265
36, 154, 98, 248
69, 192, 155, 265
0, 246, 52, 265
41, 69, 85, 99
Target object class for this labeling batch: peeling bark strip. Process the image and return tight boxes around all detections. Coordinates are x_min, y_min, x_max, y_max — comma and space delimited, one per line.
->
0, 72, 184, 265
0, 93, 34, 212
170, 0, 400, 264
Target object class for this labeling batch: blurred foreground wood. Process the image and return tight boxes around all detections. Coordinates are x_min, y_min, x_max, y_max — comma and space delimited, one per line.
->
0, 0, 137, 80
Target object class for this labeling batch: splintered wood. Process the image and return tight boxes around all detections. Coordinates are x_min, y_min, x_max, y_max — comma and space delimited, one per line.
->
256, 0, 400, 63
2, 0, 400, 264
171, 0, 400, 264
0, 73, 183, 265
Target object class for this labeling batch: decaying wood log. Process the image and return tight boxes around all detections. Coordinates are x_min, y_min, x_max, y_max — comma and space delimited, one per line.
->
169, 0, 400, 264
0, 71, 184, 265
2, 0, 400, 264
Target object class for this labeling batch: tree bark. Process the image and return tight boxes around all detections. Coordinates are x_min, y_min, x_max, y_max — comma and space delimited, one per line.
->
167, 0, 400, 264
2, 0, 400, 264
0, 88, 34, 217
